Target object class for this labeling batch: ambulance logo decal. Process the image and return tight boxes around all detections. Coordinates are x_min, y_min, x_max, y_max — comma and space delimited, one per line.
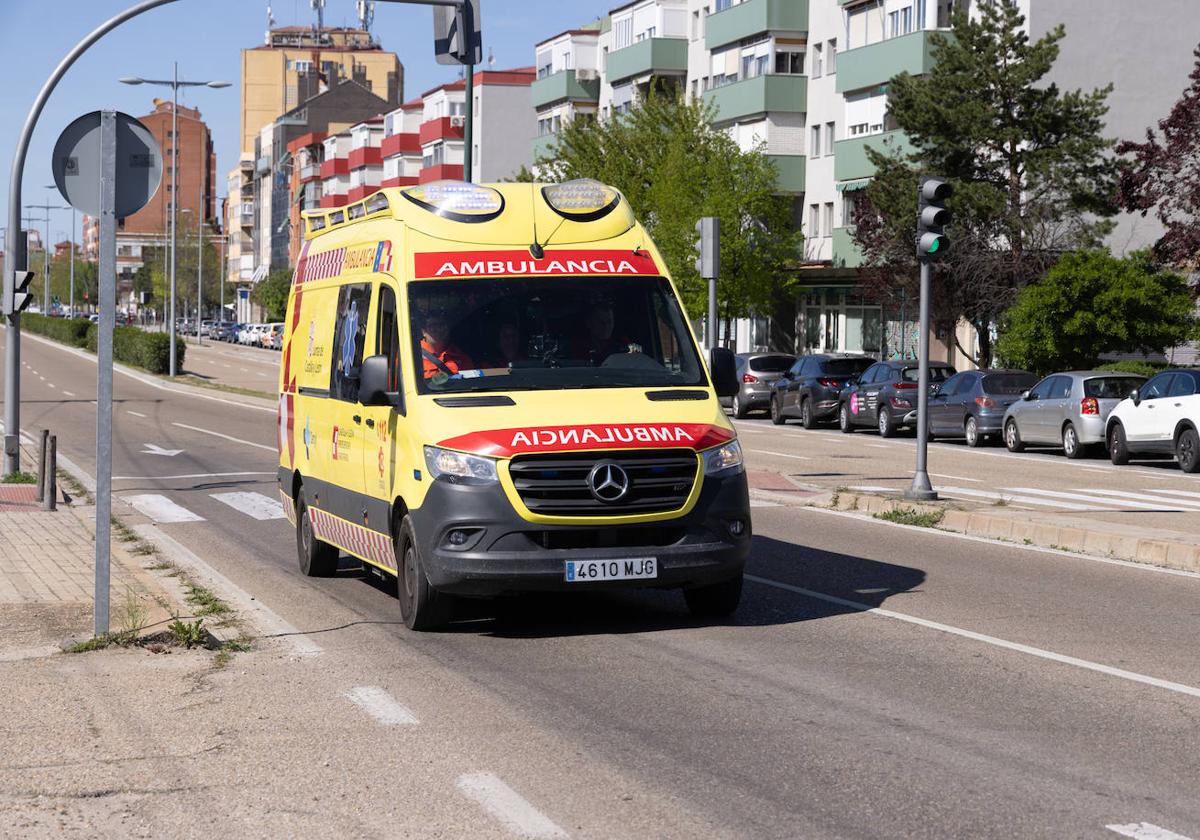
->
340, 301, 359, 377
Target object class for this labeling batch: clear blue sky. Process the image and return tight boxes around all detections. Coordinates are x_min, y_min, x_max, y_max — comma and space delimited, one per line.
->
0, 0, 587, 244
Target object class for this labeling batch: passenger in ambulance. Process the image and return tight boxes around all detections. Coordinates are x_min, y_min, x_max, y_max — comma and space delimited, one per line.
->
573, 297, 640, 364
480, 321, 525, 370
420, 311, 474, 379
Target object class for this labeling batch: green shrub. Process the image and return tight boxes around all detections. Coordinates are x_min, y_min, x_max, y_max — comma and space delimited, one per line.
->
85, 325, 185, 374
1095, 360, 1169, 378
20, 313, 90, 347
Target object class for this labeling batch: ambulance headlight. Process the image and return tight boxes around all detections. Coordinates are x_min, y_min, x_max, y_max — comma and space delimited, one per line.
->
541, 179, 621, 221
402, 181, 504, 223
424, 446, 498, 485
703, 440, 744, 477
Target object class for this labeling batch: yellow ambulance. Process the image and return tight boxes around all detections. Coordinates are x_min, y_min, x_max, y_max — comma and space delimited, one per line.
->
277, 179, 750, 630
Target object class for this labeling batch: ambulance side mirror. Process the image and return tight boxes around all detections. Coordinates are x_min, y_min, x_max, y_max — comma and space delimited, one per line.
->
710, 347, 738, 398
359, 355, 396, 408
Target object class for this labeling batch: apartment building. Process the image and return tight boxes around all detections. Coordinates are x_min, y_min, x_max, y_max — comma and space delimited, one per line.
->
532, 0, 1200, 364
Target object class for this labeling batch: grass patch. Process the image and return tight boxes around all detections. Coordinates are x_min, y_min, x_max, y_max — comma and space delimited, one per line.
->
175, 375, 274, 401
874, 507, 945, 528
184, 583, 232, 617
2, 471, 36, 484
130, 541, 157, 556
167, 618, 207, 648
57, 469, 92, 504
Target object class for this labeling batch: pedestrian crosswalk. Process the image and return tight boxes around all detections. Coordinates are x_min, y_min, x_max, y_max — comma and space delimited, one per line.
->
938, 486, 1200, 512
122, 491, 285, 524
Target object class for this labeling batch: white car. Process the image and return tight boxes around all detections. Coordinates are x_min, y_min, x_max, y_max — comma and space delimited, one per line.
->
1106, 368, 1200, 472
240, 324, 263, 346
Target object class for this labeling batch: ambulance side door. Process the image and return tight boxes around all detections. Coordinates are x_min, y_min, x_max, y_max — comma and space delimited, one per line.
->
361, 278, 406, 507
327, 281, 374, 516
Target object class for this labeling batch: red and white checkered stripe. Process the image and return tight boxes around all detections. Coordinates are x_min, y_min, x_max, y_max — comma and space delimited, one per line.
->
308, 506, 396, 570
280, 490, 297, 526
302, 247, 346, 283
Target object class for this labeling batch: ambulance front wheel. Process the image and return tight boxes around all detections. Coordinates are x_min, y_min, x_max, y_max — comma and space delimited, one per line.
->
396, 514, 451, 631
296, 486, 339, 577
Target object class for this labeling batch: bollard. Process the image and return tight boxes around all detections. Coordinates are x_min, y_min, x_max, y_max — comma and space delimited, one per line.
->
43, 436, 57, 511
36, 429, 49, 503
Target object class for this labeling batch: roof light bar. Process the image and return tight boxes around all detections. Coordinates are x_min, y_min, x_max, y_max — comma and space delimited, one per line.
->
542, 179, 621, 221
402, 180, 505, 223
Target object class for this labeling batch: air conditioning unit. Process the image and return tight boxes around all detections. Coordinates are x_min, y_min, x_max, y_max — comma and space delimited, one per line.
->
576, 68, 599, 81
449, 115, 466, 128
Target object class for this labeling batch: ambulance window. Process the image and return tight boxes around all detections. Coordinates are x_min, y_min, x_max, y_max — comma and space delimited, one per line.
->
330, 283, 373, 402
376, 284, 402, 392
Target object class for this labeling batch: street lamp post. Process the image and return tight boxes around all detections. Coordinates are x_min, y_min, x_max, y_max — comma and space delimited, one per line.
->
25, 197, 67, 313
119, 67, 228, 375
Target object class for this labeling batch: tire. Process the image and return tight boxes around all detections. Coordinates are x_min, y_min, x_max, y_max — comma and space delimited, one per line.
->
1177, 427, 1200, 474
396, 514, 451, 631
1004, 419, 1025, 453
1109, 424, 1130, 465
878, 408, 895, 438
800, 398, 816, 429
683, 573, 743, 619
732, 394, 748, 420
964, 416, 982, 448
1062, 422, 1085, 459
295, 487, 339, 577
770, 395, 786, 426
839, 403, 855, 434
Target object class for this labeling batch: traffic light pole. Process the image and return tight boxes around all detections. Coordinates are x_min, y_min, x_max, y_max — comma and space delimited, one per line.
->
905, 258, 937, 501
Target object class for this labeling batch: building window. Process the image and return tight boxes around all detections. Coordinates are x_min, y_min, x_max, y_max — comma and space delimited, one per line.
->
691, 79, 698, 99
810, 126, 821, 158
823, 202, 834, 237
774, 48, 804, 75
825, 122, 835, 155
809, 203, 820, 239
691, 10, 700, 40
812, 44, 822, 78
536, 49, 552, 78
827, 39, 837, 73
848, 122, 869, 136
715, 0, 731, 10
842, 192, 859, 227
614, 16, 633, 49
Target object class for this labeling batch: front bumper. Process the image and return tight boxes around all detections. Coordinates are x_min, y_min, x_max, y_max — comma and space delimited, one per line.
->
408, 471, 752, 597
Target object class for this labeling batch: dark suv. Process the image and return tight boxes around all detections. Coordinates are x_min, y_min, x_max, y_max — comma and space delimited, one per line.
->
840, 360, 956, 437
728, 353, 797, 418
770, 354, 875, 428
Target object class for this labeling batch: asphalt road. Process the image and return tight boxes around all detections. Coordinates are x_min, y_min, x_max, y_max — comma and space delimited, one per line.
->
4, 329, 1200, 839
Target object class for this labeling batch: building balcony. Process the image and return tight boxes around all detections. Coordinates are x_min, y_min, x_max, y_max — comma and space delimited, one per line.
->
319, 194, 348, 209
238, 209, 254, 227
767, 154, 805, 193
832, 227, 864, 269
833, 129, 913, 181
255, 156, 271, 176
531, 70, 600, 109
419, 117, 465, 146
349, 146, 383, 169
532, 133, 558, 162
836, 30, 943, 94
606, 38, 689, 84
381, 175, 419, 189
706, 0, 808, 51
299, 164, 321, 182
419, 164, 464, 184
287, 131, 327, 156
382, 132, 421, 158
347, 184, 382, 203
319, 157, 350, 178
702, 74, 806, 123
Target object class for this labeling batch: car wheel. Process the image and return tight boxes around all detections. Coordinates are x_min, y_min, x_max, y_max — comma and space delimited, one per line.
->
800, 398, 816, 429
965, 416, 982, 448
732, 394, 748, 420
878, 409, 895, 438
839, 403, 854, 434
295, 487, 339, 577
683, 573, 743, 619
1004, 419, 1025, 453
1109, 424, 1130, 466
770, 395, 786, 426
1062, 422, 1084, 459
396, 514, 451, 631
1177, 428, 1200, 473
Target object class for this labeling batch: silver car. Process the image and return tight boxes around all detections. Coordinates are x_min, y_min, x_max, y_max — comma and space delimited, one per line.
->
1002, 371, 1146, 458
728, 353, 797, 418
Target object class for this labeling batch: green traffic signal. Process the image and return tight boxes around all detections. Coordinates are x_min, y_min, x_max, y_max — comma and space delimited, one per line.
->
927, 238, 940, 254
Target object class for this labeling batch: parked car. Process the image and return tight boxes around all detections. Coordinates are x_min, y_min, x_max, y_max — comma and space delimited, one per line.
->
240, 324, 263, 346
210, 322, 232, 342
726, 353, 796, 418
262, 323, 284, 350
1105, 369, 1200, 472
771, 353, 874, 428
1002, 371, 1146, 459
927, 369, 1038, 447
839, 359, 956, 437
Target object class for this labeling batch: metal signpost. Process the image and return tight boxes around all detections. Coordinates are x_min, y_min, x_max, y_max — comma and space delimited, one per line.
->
52, 110, 161, 636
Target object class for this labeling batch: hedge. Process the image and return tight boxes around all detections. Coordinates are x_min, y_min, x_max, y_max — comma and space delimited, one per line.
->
19, 313, 90, 347
1096, 360, 1169, 378
17, 314, 184, 375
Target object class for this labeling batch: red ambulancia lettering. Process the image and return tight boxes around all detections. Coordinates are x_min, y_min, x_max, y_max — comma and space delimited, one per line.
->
437, 423, 732, 458
415, 249, 658, 279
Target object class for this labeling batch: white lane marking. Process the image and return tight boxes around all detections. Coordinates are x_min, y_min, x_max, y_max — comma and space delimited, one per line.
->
929, 473, 983, 483
113, 471, 276, 481
142, 443, 184, 457
733, 426, 768, 435
1107, 822, 1194, 840
172, 422, 275, 452
126, 410, 147, 418
344, 686, 419, 725
746, 448, 811, 461
749, 499, 781, 508
38, 375, 45, 381
865, 444, 890, 449
30, 369, 38, 375
46, 383, 55, 389
746, 574, 1200, 699
937, 486, 1109, 511
62, 390, 76, 397
1005, 487, 1188, 512
1079, 488, 1200, 510
456, 773, 568, 840
131, 523, 322, 658
849, 485, 898, 493
1140, 489, 1200, 500
210, 491, 286, 520
123, 494, 205, 523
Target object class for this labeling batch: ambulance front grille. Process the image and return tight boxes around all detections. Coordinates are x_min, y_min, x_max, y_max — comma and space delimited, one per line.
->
508, 450, 698, 516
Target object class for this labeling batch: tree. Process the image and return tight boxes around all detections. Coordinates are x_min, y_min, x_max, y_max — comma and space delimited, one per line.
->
538, 94, 800, 330
995, 250, 1198, 373
252, 269, 292, 321
852, 0, 1118, 366
1118, 44, 1200, 271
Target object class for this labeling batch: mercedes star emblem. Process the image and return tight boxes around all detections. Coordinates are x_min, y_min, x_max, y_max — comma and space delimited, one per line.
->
587, 461, 630, 503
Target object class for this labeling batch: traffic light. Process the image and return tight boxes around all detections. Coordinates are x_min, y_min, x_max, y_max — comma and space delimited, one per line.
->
5, 270, 36, 315
694, 216, 720, 279
916, 176, 952, 260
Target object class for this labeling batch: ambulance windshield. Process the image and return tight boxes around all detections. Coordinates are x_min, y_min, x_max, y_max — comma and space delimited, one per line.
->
410, 276, 707, 393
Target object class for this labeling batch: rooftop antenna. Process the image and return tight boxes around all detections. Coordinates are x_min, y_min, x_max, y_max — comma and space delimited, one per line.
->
487, 48, 495, 68
311, 0, 325, 37
265, 2, 275, 44
357, 0, 375, 34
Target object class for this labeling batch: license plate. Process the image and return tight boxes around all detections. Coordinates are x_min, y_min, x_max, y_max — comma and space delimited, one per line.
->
564, 557, 657, 583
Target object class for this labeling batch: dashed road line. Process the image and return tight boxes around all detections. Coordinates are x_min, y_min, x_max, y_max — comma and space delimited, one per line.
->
210, 491, 286, 520
344, 686, 419, 725
126, 410, 147, 418
456, 772, 568, 839
928, 473, 982, 483
62, 390, 75, 397
172, 422, 275, 451
746, 448, 811, 461
1107, 822, 1194, 840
